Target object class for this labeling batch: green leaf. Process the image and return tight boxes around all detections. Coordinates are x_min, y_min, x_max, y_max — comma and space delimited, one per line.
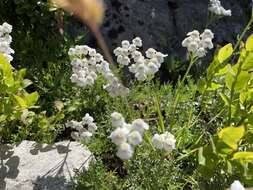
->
218, 43, 233, 63
242, 53, 253, 70
25, 92, 39, 107
14, 95, 27, 108
225, 66, 235, 90
207, 82, 221, 91
198, 147, 206, 166
22, 79, 33, 88
246, 34, 253, 51
225, 69, 250, 92
234, 71, 250, 92
214, 65, 229, 77
219, 93, 230, 106
0, 54, 14, 86
218, 125, 245, 150
233, 152, 253, 163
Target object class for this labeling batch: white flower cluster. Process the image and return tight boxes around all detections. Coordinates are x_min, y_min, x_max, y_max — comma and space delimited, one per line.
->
109, 112, 149, 160
230, 180, 245, 190
152, 131, 176, 152
182, 29, 214, 58
113, 37, 167, 81
66, 113, 97, 141
0, 22, 14, 62
208, 0, 232, 17
68, 45, 129, 97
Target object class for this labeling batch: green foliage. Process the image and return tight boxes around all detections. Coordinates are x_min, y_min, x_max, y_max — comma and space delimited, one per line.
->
196, 33, 253, 186
0, 54, 39, 141
0, 54, 65, 143
1, 2, 253, 189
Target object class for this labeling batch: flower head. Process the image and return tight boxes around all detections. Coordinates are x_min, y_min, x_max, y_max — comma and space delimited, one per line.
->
0, 22, 14, 62
110, 127, 129, 145
230, 180, 245, 190
182, 29, 214, 58
128, 131, 143, 145
131, 119, 149, 135
116, 142, 134, 160
152, 131, 176, 152
113, 37, 167, 81
111, 112, 125, 127
208, 0, 232, 17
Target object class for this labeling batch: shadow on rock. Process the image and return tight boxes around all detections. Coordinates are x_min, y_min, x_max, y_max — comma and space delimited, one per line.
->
0, 143, 20, 190
30, 141, 71, 155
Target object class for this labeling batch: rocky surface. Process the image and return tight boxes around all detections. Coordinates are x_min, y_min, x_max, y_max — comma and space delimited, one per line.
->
0, 141, 93, 190
101, 0, 253, 57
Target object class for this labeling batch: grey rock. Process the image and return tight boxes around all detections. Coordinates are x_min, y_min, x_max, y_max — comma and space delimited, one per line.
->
0, 141, 93, 190
101, 0, 253, 57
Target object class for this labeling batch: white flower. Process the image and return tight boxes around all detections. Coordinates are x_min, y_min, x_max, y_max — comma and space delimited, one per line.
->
187, 41, 199, 53
145, 48, 157, 58
152, 132, 176, 152
154, 52, 167, 64
187, 30, 200, 38
117, 55, 130, 66
113, 38, 167, 81
195, 47, 206, 58
82, 113, 94, 125
230, 180, 245, 190
132, 37, 142, 47
66, 120, 82, 130
111, 112, 125, 127
80, 131, 93, 140
128, 44, 137, 52
147, 61, 159, 74
121, 40, 130, 49
71, 132, 80, 140
2, 22, 12, 33
128, 131, 143, 145
182, 29, 214, 58
116, 142, 134, 160
113, 47, 123, 56
110, 127, 129, 145
66, 113, 97, 141
200, 29, 214, 39
0, 22, 14, 62
131, 119, 149, 135
88, 123, 97, 133
152, 134, 164, 149
208, 0, 232, 17
68, 44, 128, 97
109, 112, 150, 160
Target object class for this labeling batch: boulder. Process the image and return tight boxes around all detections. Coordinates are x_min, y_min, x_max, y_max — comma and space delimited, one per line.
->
101, 0, 253, 56
0, 140, 93, 190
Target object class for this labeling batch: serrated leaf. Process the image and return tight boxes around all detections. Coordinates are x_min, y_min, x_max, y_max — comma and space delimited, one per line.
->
218, 43, 233, 63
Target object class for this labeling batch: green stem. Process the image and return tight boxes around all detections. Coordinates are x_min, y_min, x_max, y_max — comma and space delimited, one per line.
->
171, 55, 197, 128
234, 17, 253, 52
144, 132, 156, 151
227, 59, 244, 125
154, 93, 165, 133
